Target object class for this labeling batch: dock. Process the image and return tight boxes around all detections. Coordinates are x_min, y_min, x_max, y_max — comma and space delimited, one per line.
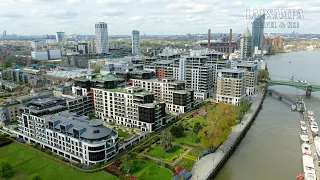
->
304, 112, 320, 178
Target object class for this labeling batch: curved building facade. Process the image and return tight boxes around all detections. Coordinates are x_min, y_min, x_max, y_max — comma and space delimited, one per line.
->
95, 22, 109, 54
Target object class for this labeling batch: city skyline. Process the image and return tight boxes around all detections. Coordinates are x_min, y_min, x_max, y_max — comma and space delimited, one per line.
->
1, 0, 319, 35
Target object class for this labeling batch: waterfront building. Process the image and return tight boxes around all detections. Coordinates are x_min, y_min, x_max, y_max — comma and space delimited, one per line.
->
252, 14, 265, 51
132, 30, 140, 55
131, 78, 194, 113
236, 63, 258, 96
16, 110, 118, 165
240, 28, 253, 59
95, 22, 109, 54
92, 86, 166, 132
185, 56, 214, 100
216, 68, 246, 105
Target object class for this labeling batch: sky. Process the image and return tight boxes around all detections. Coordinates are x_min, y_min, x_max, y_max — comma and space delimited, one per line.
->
1, 0, 319, 35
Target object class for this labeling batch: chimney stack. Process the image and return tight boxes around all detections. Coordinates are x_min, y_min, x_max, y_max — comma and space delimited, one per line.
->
208, 29, 211, 47
229, 29, 232, 54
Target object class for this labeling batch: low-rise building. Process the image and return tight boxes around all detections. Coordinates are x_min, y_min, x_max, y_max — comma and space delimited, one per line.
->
16, 111, 118, 165
0, 99, 21, 124
216, 68, 246, 105
92, 87, 166, 132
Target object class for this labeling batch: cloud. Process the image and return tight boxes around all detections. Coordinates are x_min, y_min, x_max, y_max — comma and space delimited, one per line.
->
0, 0, 318, 35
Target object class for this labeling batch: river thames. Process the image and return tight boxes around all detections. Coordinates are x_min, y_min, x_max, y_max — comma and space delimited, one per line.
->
215, 50, 320, 180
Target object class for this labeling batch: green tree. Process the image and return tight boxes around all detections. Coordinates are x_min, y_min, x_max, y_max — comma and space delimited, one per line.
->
193, 122, 203, 135
30, 175, 43, 180
160, 131, 174, 152
170, 124, 184, 138
1, 84, 5, 90
87, 113, 94, 120
0, 161, 12, 178
258, 69, 269, 82
239, 98, 251, 117
92, 66, 101, 73
120, 155, 134, 173
3, 60, 12, 68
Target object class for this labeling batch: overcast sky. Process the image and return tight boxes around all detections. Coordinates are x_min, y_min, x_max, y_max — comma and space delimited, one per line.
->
1, 0, 319, 35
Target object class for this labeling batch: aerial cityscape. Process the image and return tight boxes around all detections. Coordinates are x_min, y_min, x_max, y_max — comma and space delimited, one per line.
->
0, 0, 320, 180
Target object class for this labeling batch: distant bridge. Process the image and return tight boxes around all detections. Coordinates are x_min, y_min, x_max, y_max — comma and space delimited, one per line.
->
267, 79, 320, 96
267, 88, 296, 105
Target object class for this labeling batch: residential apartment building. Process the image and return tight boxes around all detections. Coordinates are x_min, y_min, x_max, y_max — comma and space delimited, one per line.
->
131, 78, 194, 113
92, 87, 166, 132
216, 69, 246, 105
240, 28, 253, 59
235, 63, 258, 96
132, 30, 140, 55
1, 69, 50, 88
74, 75, 125, 90
16, 111, 118, 165
144, 60, 178, 78
0, 100, 21, 124
185, 56, 214, 100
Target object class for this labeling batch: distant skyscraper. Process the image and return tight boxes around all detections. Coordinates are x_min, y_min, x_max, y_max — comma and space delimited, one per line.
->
132, 30, 140, 55
3, 30, 6, 37
56, 32, 66, 43
95, 22, 108, 54
252, 14, 265, 51
240, 28, 253, 59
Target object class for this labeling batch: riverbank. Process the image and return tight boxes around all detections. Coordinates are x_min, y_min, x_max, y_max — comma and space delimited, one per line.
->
191, 90, 265, 180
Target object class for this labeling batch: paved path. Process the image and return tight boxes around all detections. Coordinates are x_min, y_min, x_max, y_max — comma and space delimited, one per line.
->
190, 91, 264, 180
140, 147, 192, 166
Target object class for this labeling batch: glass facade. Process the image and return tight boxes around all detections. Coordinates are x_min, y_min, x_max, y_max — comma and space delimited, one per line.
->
252, 14, 265, 50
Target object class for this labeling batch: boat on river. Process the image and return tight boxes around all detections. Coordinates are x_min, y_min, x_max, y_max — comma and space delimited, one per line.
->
292, 104, 297, 111
300, 131, 309, 142
308, 111, 315, 119
301, 124, 307, 131
314, 136, 320, 157
302, 154, 317, 180
311, 123, 319, 134
301, 143, 312, 155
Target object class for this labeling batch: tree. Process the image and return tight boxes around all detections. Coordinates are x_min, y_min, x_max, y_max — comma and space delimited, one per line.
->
193, 122, 203, 135
92, 66, 101, 73
0, 161, 12, 178
30, 175, 43, 180
3, 60, 12, 68
87, 113, 94, 120
170, 124, 184, 138
160, 131, 174, 152
120, 155, 134, 173
258, 69, 269, 82
239, 98, 251, 117
1, 84, 5, 90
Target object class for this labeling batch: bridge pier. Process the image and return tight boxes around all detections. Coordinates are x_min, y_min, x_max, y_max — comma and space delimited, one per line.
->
306, 85, 312, 97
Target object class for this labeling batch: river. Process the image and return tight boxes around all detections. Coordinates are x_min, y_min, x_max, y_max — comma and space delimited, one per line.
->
215, 50, 320, 180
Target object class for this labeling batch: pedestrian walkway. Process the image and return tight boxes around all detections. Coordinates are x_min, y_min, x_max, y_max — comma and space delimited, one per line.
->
190, 91, 264, 180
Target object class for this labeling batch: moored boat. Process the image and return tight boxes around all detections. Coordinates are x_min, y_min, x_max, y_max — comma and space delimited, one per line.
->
302, 154, 316, 180
311, 123, 319, 134
300, 131, 309, 142
301, 143, 312, 155
301, 124, 307, 131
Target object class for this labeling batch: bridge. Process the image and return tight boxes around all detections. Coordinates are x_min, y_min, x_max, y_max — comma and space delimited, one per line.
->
267, 88, 296, 105
267, 79, 320, 96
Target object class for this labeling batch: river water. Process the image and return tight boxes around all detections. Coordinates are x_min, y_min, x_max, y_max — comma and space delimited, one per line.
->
215, 50, 320, 180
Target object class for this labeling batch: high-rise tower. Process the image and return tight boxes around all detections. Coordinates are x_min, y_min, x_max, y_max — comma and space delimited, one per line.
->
95, 22, 108, 54
132, 30, 140, 55
252, 14, 265, 51
240, 28, 253, 59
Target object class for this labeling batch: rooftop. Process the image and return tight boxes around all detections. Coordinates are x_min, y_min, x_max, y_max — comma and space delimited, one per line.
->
218, 68, 246, 73
44, 111, 115, 140
152, 60, 175, 65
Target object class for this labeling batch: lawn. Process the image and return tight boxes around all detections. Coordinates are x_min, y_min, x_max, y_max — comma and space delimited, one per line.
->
147, 145, 185, 163
117, 129, 130, 138
174, 130, 201, 146
0, 143, 119, 180
131, 160, 172, 180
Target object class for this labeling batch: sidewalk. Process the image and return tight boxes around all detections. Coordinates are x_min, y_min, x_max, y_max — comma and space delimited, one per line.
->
190, 91, 264, 180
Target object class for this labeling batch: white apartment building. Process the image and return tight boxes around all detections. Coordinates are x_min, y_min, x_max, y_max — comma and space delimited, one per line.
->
16, 111, 118, 165
131, 78, 194, 113
95, 22, 108, 54
216, 68, 246, 106
92, 87, 166, 132
240, 28, 253, 59
132, 30, 140, 55
185, 56, 214, 100
235, 63, 258, 96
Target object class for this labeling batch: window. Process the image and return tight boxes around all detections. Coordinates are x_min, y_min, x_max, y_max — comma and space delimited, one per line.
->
89, 151, 105, 161
88, 145, 105, 151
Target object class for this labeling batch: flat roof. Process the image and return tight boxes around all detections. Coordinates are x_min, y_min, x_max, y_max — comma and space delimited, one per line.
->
218, 68, 246, 73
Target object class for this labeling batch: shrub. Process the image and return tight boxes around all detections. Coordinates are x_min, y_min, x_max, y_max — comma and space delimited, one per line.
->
0, 161, 12, 178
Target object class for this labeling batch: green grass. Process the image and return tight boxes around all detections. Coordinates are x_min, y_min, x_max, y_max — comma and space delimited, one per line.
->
117, 129, 130, 138
147, 145, 184, 163
176, 158, 195, 172
174, 131, 201, 146
131, 160, 172, 180
0, 143, 119, 180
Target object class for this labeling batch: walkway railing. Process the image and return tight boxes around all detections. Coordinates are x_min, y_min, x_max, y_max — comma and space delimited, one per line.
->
268, 88, 296, 104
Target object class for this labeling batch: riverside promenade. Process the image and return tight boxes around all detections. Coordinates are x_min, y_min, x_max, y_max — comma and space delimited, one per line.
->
191, 90, 265, 180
